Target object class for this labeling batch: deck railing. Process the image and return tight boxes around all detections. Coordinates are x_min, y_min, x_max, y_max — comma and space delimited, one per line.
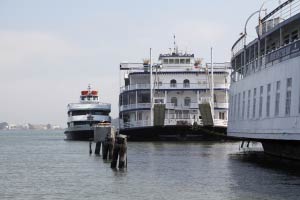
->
121, 83, 229, 92
119, 118, 227, 129
120, 103, 151, 112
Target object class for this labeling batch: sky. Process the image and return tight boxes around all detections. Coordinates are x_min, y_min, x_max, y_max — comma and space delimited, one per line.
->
0, 0, 281, 127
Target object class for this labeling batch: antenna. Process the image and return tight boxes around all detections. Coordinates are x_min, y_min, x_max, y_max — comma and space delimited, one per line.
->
173, 34, 176, 53
173, 34, 178, 53
88, 84, 91, 92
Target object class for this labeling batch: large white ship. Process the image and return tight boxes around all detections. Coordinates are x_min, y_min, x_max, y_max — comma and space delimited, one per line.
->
119, 45, 231, 140
65, 85, 111, 140
228, 0, 300, 159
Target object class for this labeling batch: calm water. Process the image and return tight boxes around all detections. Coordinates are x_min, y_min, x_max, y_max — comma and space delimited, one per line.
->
1, 131, 300, 200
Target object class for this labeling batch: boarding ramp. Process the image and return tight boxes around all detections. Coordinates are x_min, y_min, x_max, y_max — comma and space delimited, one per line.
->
199, 97, 214, 126
154, 104, 166, 126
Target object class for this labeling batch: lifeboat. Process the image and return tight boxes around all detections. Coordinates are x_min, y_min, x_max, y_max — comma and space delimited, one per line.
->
91, 91, 98, 95
81, 91, 89, 95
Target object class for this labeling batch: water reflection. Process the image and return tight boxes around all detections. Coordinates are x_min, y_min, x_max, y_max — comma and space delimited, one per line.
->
228, 150, 300, 200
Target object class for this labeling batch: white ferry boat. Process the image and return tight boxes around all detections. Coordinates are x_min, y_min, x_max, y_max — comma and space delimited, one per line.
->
65, 85, 111, 140
119, 45, 231, 140
228, 0, 300, 159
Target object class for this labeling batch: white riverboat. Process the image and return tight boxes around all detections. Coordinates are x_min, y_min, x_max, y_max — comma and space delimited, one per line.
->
228, 0, 300, 159
119, 45, 231, 140
64, 85, 111, 140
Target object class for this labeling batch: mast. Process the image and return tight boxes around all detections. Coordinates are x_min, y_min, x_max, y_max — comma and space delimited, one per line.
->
150, 48, 153, 126
211, 47, 214, 118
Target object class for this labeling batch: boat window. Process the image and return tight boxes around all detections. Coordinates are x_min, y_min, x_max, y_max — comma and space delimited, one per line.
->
271, 42, 276, 51
242, 91, 245, 119
184, 97, 191, 107
219, 112, 225, 120
72, 110, 88, 116
137, 91, 150, 103
285, 78, 292, 116
286, 90, 292, 116
180, 59, 185, 64
275, 81, 281, 116
183, 79, 190, 88
298, 87, 300, 114
291, 30, 298, 41
284, 34, 290, 45
170, 79, 177, 88
163, 59, 168, 64
266, 83, 271, 117
238, 93, 241, 119
287, 77, 292, 87
175, 59, 179, 64
253, 88, 256, 119
171, 97, 177, 106
169, 59, 174, 64
247, 90, 251, 119
154, 99, 164, 104
259, 86, 263, 118
186, 59, 190, 64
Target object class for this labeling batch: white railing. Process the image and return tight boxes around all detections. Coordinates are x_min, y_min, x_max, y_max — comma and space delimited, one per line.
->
214, 103, 229, 109
120, 103, 151, 112
68, 115, 111, 122
165, 101, 227, 110
121, 84, 150, 92
199, 97, 212, 104
232, 37, 300, 83
66, 124, 92, 131
68, 103, 111, 110
119, 118, 227, 129
213, 119, 228, 127
164, 119, 197, 126
120, 120, 152, 129
260, 0, 300, 35
165, 102, 199, 110
121, 83, 229, 92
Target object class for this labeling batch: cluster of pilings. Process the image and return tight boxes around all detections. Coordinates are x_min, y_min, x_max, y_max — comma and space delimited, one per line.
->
91, 124, 127, 169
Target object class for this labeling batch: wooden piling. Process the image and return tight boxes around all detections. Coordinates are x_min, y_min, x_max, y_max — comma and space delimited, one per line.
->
89, 140, 92, 155
95, 141, 101, 155
111, 135, 127, 169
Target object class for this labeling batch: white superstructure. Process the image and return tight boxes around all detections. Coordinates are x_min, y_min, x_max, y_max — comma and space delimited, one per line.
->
228, 0, 300, 141
65, 85, 111, 140
119, 47, 231, 132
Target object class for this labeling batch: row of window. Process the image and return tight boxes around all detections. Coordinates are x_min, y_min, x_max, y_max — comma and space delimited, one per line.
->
81, 96, 98, 101
170, 79, 190, 88
170, 97, 191, 107
230, 77, 299, 120
163, 58, 191, 65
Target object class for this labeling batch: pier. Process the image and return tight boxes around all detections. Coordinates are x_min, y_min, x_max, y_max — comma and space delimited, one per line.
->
91, 124, 127, 169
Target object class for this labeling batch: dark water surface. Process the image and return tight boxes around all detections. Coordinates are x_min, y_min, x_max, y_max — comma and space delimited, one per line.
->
1, 131, 300, 200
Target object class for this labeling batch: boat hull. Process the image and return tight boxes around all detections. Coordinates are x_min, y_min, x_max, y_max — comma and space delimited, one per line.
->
64, 130, 94, 141
119, 125, 227, 141
262, 140, 300, 160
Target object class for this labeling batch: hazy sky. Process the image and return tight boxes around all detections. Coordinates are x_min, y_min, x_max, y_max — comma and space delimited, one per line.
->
0, 0, 280, 126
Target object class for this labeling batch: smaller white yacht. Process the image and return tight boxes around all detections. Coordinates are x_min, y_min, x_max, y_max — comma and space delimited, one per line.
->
64, 85, 111, 140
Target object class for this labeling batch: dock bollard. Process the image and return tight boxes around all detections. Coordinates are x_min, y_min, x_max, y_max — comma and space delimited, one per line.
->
111, 135, 127, 169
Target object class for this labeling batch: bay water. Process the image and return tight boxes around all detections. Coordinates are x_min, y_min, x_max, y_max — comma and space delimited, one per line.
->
1, 130, 300, 200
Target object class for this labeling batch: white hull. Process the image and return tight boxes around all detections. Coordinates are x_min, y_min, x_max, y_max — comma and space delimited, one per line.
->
228, 53, 300, 141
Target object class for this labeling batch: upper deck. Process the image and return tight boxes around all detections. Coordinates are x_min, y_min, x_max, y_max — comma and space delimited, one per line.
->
231, 0, 300, 83
68, 85, 111, 112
